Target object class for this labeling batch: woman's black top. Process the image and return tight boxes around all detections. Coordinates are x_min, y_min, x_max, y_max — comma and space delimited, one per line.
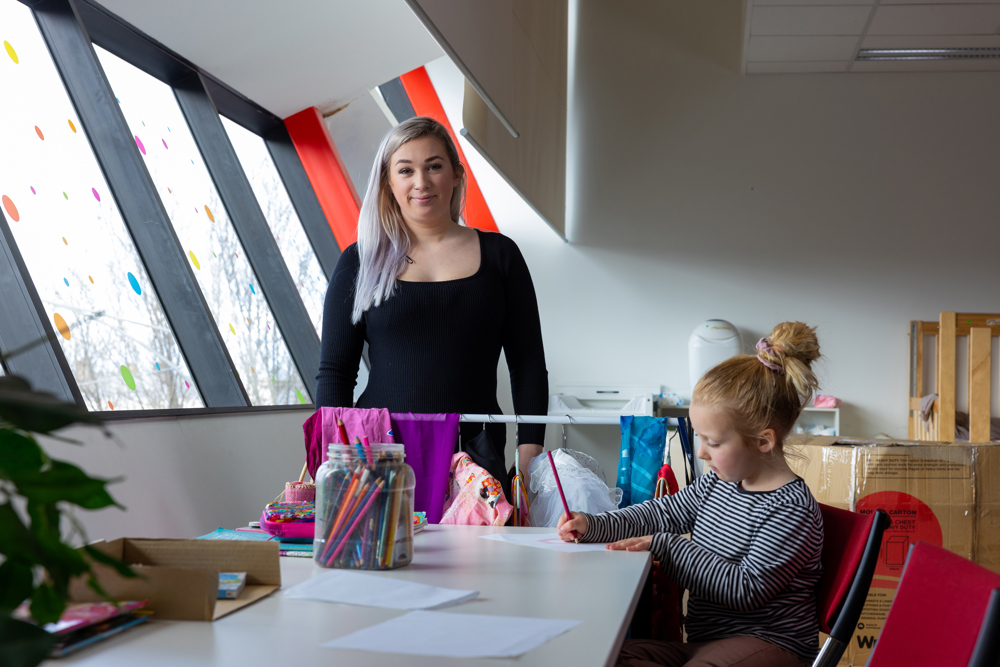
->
316, 229, 548, 447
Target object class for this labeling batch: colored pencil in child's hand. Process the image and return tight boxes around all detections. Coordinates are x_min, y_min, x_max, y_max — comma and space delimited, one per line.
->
548, 451, 580, 542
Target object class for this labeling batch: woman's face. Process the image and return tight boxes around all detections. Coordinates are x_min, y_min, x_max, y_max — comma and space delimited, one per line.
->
387, 136, 460, 227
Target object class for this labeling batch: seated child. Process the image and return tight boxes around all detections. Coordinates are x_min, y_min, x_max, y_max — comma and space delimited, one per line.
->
559, 321, 824, 667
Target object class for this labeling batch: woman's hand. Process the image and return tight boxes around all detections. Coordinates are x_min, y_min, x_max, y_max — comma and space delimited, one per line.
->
606, 535, 652, 552
557, 511, 589, 542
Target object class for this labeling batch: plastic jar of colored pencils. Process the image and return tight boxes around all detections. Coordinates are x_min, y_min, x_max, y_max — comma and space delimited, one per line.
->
313, 443, 415, 570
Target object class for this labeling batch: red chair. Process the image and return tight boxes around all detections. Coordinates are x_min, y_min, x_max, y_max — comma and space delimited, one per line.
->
812, 504, 890, 667
865, 542, 1000, 667
969, 588, 1000, 667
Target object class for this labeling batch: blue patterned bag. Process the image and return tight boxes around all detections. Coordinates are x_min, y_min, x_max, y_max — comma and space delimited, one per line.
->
617, 416, 669, 507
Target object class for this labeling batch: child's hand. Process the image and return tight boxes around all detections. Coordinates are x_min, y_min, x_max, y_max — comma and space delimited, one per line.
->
606, 535, 652, 552
557, 511, 588, 542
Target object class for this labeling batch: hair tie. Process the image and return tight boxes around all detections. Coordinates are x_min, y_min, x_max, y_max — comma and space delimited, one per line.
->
756, 337, 785, 375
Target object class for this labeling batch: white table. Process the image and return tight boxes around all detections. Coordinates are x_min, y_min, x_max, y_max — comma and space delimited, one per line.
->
48, 525, 651, 666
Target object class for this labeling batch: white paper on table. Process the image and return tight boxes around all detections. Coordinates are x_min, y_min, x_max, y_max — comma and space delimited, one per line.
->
479, 532, 610, 552
284, 570, 478, 609
323, 610, 581, 658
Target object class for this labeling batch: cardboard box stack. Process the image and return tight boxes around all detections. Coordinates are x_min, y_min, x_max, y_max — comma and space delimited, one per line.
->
789, 437, 998, 666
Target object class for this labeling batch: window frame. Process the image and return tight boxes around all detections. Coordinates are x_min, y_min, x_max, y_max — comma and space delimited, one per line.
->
3, 0, 345, 418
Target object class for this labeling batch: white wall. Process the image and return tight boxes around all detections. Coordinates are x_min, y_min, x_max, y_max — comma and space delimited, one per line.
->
39, 410, 310, 542
426, 0, 1000, 474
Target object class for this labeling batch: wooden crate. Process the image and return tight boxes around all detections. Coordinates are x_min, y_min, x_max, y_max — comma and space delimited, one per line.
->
908, 312, 1000, 443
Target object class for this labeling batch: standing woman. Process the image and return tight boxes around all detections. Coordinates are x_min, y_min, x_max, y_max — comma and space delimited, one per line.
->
316, 116, 548, 484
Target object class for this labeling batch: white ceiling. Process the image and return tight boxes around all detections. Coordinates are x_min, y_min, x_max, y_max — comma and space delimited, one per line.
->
93, 0, 442, 118
744, 0, 1000, 74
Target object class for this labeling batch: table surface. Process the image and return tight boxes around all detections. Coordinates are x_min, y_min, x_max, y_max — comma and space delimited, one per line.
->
46, 525, 651, 667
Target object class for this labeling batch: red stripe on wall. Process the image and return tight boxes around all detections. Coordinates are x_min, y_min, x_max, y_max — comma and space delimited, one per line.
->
399, 67, 498, 233
284, 107, 360, 249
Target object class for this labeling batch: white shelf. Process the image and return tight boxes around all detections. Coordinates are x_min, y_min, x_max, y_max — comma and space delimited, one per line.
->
796, 407, 840, 436
655, 404, 840, 436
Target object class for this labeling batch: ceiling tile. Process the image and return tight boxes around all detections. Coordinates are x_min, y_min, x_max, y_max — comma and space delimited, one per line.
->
751, 6, 873, 35
862, 34, 1000, 49
748, 35, 860, 61
880, 0, 1000, 4
867, 5, 1000, 35
851, 58, 1000, 71
747, 61, 849, 73
755, 0, 874, 5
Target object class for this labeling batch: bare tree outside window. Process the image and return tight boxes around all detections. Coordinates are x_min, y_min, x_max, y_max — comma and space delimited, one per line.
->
0, 1, 202, 410
95, 46, 309, 407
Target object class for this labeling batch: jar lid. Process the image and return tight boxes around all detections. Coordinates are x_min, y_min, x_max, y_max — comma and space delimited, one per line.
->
327, 442, 405, 458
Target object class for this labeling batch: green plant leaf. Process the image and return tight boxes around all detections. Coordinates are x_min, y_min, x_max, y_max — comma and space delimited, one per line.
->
0, 376, 104, 434
13, 460, 120, 510
0, 502, 43, 563
0, 560, 33, 614
28, 584, 64, 626
84, 544, 137, 580
0, 616, 56, 667
0, 429, 44, 479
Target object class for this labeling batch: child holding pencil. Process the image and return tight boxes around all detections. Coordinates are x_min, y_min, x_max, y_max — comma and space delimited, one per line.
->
558, 322, 824, 667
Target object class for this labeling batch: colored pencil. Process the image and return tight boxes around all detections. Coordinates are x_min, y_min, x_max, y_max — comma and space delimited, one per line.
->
336, 418, 351, 446
548, 451, 580, 542
361, 435, 374, 467
376, 469, 396, 567
384, 469, 404, 566
353, 437, 367, 465
326, 480, 384, 565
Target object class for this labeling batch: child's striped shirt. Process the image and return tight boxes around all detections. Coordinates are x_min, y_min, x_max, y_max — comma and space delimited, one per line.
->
581, 472, 823, 659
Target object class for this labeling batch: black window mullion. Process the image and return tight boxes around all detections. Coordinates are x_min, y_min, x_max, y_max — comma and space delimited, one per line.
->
29, 0, 250, 408
172, 72, 321, 401
263, 125, 342, 280
378, 78, 417, 124
0, 210, 85, 405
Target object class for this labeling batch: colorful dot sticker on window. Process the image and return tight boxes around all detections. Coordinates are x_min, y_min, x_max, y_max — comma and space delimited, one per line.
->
162, 139, 168, 149
62, 237, 67, 245
121, 365, 136, 391
2, 195, 18, 222
184, 380, 190, 388
108, 401, 114, 410
92, 188, 100, 202
35, 126, 44, 140
4, 40, 17, 64
204, 205, 215, 222
88, 276, 94, 284
63, 278, 69, 286
249, 284, 256, 295
30, 187, 35, 195
155, 362, 161, 371
188, 250, 200, 270
62, 192, 68, 199
127, 272, 141, 295
53, 313, 71, 340
68, 119, 77, 133
135, 136, 146, 155
229, 323, 236, 335
251, 366, 255, 373
296, 389, 306, 404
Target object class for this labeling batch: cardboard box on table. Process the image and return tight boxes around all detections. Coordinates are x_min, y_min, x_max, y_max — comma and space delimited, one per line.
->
788, 437, 996, 666
68, 538, 281, 621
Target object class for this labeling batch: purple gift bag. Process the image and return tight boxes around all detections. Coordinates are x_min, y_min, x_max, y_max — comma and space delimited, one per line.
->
390, 413, 459, 524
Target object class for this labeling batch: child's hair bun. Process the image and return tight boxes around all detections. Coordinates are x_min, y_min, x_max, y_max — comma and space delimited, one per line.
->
765, 321, 820, 405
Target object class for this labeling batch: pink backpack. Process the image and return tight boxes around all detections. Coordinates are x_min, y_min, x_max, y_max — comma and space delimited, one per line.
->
440, 453, 513, 526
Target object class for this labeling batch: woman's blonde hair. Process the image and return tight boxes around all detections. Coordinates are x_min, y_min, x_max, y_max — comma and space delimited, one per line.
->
351, 116, 467, 323
692, 322, 821, 450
